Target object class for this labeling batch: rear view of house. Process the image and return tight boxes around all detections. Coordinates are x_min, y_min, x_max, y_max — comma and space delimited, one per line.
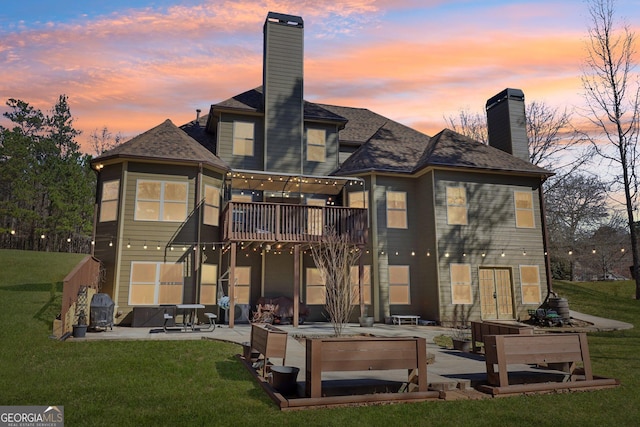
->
91, 12, 552, 328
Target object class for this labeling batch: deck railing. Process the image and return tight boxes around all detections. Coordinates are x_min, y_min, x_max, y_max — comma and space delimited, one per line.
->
221, 202, 368, 245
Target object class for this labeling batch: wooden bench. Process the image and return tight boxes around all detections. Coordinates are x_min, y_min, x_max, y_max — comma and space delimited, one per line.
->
391, 315, 420, 325
305, 337, 427, 398
470, 320, 534, 353
484, 333, 593, 387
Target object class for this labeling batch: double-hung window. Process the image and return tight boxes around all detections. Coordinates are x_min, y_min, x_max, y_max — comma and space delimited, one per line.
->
515, 191, 535, 228
99, 180, 120, 222
446, 186, 467, 225
203, 184, 220, 226
233, 122, 254, 156
306, 268, 325, 304
386, 191, 407, 228
307, 128, 326, 162
389, 265, 410, 304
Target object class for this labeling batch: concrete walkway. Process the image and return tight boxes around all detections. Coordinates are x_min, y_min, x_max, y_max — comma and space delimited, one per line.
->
78, 311, 632, 391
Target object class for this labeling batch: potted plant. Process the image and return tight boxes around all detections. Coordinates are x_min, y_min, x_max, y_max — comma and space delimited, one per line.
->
72, 310, 88, 338
450, 305, 471, 352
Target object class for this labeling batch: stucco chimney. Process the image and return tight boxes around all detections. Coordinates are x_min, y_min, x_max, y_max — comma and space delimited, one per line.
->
486, 88, 530, 162
263, 12, 304, 173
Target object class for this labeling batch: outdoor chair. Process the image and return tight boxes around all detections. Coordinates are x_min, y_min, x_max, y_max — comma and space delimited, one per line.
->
203, 312, 217, 331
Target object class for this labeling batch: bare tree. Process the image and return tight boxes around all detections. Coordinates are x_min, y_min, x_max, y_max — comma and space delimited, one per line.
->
309, 228, 361, 336
89, 126, 123, 156
445, 101, 589, 190
582, 0, 640, 298
546, 173, 610, 280
444, 109, 488, 144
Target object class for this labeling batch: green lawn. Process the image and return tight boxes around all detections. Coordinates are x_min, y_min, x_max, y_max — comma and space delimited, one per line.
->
1, 249, 639, 426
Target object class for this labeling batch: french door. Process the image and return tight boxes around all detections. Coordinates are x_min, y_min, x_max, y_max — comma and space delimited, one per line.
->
479, 268, 514, 320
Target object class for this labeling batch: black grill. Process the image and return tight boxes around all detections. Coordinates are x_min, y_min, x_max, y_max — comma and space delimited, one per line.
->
90, 293, 115, 330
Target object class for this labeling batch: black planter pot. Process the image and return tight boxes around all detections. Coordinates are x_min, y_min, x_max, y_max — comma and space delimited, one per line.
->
359, 316, 374, 327
73, 324, 88, 338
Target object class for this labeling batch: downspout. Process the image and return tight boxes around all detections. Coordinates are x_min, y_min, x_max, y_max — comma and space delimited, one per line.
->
538, 177, 555, 298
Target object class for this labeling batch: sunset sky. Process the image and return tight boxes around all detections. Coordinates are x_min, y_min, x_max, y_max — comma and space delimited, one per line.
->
2, 0, 639, 154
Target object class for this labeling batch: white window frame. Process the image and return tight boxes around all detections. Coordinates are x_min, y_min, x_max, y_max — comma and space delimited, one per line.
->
134, 179, 188, 222
386, 191, 407, 229
446, 186, 468, 225
519, 265, 542, 304
232, 121, 255, 156
389, 265, 410, 305
450, 263, 472, 304
199, 264, 218, 305
233, 266, 251, 305
203, 184, 220, 226
99, 179, 120, 222
514, 191, 535, 228
306, 267, 326, 305
306, 128, 326, 162
129, 261, 184, 306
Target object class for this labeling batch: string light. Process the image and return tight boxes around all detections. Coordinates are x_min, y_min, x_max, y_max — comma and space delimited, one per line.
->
143, 242, 147, 250
127, 241, 131, 249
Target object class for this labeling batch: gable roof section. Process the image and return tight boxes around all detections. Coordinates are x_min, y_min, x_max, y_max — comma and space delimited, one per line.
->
333, 112, 433, 174
92, 119, 229, 171
416, 129, 551, 176
335, 118, 551, 177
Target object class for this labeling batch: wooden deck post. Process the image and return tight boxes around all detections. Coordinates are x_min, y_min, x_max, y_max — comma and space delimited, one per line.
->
293, 244, 300, 328
229, 242, 236, 329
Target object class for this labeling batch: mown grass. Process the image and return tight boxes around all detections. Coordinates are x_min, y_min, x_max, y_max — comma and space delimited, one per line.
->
1, 249, 639, 426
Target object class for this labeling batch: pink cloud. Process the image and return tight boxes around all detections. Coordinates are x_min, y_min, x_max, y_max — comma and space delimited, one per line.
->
2, 0, 637, 153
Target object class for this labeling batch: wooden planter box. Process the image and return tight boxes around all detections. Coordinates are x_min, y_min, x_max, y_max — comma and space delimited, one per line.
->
305, 336, 428, 398
250, 323, 288, 377
470, 320, 534, 353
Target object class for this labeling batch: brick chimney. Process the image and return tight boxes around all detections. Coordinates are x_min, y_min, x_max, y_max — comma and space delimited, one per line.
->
486, 88, 530, 162
263, 12, 304, 173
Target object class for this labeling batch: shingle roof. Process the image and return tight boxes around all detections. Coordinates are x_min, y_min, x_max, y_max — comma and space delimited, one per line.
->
416, 128, 550, 175
333, 111, 551, 177
213, 87, 347, 123
315, 104, 389, 145
92, 119, 229, 171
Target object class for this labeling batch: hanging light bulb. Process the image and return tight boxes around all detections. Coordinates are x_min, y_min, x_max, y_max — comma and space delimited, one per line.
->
143, 242, 148, 250
127, 241, 131, 249
109, 240, 113, 247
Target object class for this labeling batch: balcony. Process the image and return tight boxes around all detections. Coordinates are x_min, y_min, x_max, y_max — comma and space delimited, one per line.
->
221, 201, 368, 245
